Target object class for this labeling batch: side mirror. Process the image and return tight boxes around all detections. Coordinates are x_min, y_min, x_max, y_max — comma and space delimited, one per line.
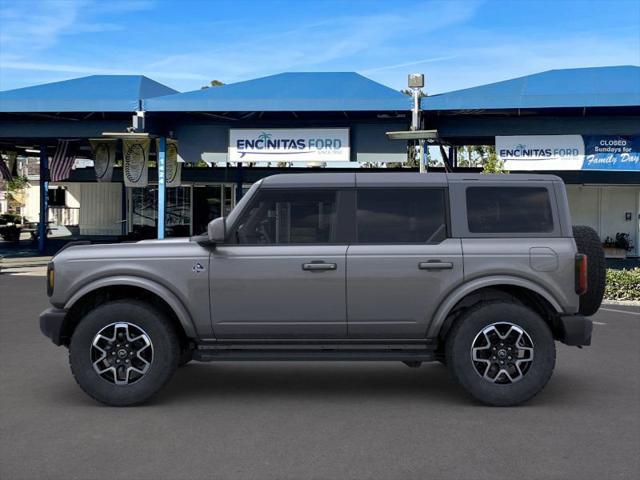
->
208, 217, 226, 244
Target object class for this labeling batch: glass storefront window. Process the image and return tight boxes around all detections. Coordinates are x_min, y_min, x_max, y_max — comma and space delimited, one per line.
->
193, 185, 222, 235
166, 187, 191, 237
130, 186, 192, 239
130, 187, 158, 239
191, 184, 238, 234
223, 185, 234, 216
128, 183, 237, 238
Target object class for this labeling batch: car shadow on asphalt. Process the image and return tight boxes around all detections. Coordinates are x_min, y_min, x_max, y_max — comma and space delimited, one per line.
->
46, 363, 582, 408
151, 362, 474, 406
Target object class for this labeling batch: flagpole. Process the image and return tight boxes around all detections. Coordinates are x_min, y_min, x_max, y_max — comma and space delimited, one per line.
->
38, 144, 48, 254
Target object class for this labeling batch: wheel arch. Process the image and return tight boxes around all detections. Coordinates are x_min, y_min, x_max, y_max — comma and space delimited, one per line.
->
428, 276, 563, 340
61, 276, 197, 345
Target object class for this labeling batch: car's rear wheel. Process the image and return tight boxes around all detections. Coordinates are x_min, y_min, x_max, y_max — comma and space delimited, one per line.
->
69, 300, 180, 406
446, 301, 555, 406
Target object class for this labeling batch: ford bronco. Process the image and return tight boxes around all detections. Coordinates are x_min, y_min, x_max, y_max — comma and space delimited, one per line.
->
40, 173, 605, 406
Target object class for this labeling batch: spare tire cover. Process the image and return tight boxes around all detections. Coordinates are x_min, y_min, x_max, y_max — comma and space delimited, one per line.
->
572, 225, 606, 316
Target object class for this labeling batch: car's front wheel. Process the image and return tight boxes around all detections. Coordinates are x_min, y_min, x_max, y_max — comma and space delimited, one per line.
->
69, 300, 180, 406
446, 301, 556, 406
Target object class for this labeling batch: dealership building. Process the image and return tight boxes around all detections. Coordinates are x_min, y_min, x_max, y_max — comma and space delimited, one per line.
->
0, 65, 638, 256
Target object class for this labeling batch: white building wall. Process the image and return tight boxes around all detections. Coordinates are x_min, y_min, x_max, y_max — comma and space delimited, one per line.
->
566, 185, 640, 257
23, 181, 40, 222
0, 190, 7, 214
64, 184, 81, 208
78, 182, 122, 235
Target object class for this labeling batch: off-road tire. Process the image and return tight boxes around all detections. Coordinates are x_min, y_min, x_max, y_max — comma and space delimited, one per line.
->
69, 300, 180, 406
445, 301, 555, 406
572, 225, 606, 316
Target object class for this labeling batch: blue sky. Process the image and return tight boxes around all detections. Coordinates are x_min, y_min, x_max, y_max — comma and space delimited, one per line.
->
0, 0, 638, 94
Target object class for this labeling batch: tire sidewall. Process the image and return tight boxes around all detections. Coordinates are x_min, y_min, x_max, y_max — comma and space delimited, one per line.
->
69, 300, 179, 406
446, 302, 556, 406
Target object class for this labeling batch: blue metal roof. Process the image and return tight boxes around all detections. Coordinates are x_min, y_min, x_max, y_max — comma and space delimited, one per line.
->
145, 72, 411, 112
422, 66, 640, 111
0, 75, 178, 113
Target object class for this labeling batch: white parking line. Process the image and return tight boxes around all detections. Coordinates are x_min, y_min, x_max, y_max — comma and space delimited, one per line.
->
592, 321, 607, 325
599, 308, 640, 316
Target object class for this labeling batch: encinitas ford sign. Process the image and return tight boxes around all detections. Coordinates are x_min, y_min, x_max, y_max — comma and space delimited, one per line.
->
497, 135, 640, 171
229, 128, 350, 162
497, 135, 584, 170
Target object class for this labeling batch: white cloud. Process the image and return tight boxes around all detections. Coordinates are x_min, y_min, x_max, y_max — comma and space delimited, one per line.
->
0, 0, 82, 53
0, 0, 153, 57
134, 1, 484, 90
361, 56, 459, 74
1, 0, 637, 95
0, 0, 483, 90
0, 60, 209, 81
418, 31, 640, 94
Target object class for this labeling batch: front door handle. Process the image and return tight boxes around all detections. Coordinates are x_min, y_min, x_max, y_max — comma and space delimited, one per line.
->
419, 261, 453, 270
302, 262, 337, 272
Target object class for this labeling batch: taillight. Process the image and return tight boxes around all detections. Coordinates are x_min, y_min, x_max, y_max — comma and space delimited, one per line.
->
575, 254, 588, 295
47, 262, 55, 297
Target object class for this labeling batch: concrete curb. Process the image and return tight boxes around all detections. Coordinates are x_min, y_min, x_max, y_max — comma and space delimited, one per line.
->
0, 257, 51, 273
1, 261, 49, 268
602, 299, 640, 307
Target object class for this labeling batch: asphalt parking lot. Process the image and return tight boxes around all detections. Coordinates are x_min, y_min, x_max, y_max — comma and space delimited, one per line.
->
1, 273, 638, 480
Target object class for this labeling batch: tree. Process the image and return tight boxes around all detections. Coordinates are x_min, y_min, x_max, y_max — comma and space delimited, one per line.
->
201, 80, 225, 89
5, 175, 29, 214
455, 145, 506, 172
481, 147, 507, 174
400, 89, 426, 98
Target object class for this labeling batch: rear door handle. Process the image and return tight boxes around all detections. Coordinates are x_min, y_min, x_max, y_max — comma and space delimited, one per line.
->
302, 262, 337, 272
419, 261, 453, 270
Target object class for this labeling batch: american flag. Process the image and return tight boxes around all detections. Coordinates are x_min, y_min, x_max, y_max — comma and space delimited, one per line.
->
49, 140, 78, 182
0, 156, 12, 181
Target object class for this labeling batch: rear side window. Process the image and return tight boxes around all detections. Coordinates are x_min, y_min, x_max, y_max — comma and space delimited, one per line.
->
234, 189, 337, 244
356, 188, 447, 243
466, 187, 554, 233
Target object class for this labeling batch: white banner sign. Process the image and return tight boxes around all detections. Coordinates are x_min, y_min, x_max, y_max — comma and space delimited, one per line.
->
229, 128, 350, 162
496, 135, 585, 170
90, 139, 116, 182
123, 138, 150, 187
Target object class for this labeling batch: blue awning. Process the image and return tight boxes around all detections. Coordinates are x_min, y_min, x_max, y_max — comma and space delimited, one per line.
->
0, 75, 178, 113
145, 72, 411, 112
422, 66, 640, 111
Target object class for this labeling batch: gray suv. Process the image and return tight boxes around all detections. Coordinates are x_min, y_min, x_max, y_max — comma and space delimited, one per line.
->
40, 173, 605, 406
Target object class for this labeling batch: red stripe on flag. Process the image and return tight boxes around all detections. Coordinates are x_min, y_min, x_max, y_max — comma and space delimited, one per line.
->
49, 140, 77, 182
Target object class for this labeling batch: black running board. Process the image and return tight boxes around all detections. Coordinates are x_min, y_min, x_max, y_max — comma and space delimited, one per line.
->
193, 347, 436, 362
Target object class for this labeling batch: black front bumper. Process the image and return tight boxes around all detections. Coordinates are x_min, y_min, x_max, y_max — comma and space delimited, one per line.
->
557, 314, 593, 346
39, 308, 68, 346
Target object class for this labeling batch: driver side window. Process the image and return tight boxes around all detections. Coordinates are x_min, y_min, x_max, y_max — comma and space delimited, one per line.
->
234, 189, 338, 244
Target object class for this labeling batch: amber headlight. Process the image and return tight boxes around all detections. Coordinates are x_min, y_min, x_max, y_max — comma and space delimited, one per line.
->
47, 262, 55, 297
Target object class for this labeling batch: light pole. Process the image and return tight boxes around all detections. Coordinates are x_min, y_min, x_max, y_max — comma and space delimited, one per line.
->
408, 73, 425, 172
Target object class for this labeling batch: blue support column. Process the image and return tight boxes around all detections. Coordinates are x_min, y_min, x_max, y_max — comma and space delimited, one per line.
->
38, 145, 48, 254
157, 137, 166, 240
